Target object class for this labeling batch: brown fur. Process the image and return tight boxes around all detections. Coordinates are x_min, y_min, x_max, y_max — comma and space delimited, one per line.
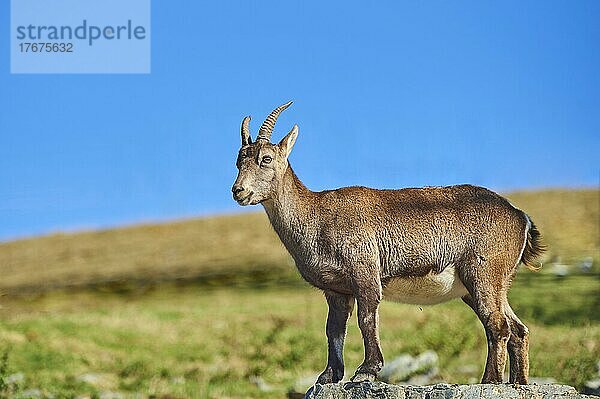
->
232, 103, 545, 385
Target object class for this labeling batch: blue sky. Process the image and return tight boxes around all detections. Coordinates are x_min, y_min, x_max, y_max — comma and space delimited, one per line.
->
1, 1, 599, 241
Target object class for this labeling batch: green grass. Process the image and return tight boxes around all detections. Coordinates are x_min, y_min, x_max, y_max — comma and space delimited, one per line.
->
0, 272, 598, 399
0, 188, 598, 398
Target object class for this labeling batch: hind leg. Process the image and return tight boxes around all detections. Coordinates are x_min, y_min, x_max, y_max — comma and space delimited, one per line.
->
463, 293, 510, 383
504, 301, 529, 384
461, 272, 511, 384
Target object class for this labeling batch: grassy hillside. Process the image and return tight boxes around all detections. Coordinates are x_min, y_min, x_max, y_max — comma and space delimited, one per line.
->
0, 189, 598, 398
0, 213, 290, 294
506, 189, 599, 262
0, 189, 598, 294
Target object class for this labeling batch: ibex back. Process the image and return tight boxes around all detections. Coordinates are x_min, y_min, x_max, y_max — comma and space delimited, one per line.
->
232, 102, 545, 385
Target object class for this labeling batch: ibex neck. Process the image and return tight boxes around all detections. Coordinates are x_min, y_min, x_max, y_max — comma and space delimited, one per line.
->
262, 164, 316, 255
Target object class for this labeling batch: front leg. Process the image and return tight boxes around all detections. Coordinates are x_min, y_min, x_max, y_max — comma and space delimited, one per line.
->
316, 291, 354, 384
351, 274, 384, 382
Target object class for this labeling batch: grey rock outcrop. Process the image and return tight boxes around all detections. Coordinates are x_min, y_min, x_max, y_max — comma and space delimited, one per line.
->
304, 382, 595, 399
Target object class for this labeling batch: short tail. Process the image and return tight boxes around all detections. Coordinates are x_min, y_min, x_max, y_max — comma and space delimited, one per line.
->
520, 216, 546, 271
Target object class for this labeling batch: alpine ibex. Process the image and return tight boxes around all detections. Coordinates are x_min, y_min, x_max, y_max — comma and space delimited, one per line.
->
232, 102, 545, 385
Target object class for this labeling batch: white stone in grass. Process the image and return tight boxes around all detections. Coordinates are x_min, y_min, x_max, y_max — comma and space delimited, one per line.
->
77, 373, 103, 385
378, 351, 439, 383
249, 375, 273, 392
6, 372, 25, 385
99, 391, 124, 399
19, 388, 42, 399
584, 378, 600, 396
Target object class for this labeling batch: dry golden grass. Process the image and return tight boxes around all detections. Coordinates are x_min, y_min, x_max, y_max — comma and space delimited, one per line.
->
0, 213, 290, 293
0, 188, 597, 294
506, 189, 599, 261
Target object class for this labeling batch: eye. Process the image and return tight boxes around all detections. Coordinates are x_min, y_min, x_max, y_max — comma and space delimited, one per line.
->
261, 155, 272, 165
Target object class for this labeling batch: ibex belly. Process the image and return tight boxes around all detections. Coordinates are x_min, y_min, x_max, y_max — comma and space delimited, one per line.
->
383, 266, 468, 305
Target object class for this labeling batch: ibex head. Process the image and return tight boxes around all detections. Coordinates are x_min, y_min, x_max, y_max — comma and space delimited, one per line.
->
232, 101, 298, 206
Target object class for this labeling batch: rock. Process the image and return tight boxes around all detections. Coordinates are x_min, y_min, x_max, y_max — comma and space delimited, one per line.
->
552, 262, 569, 277
18, 389, 42, 399
76, 373, 117, 389
170, 376, 185, 385
304, 382, 595, 399
584, 378, 600, 396
98, 391, 124, 399
6, 372, 25, 385
578, 257, 594, 273
249, 375, 273, 392
378, 351, 438, 383
77, 373, 103, 385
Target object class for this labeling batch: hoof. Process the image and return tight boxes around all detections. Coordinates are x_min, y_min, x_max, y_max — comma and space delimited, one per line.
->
350, 372, 376, 383
316, 367, 343, 384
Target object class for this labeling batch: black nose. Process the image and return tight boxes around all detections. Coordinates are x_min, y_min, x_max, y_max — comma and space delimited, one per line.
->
232, 185, 244, 195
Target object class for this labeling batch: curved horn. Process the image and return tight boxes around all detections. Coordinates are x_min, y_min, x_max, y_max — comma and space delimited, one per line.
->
241, 116, 252, 145
257, 101, 293, 142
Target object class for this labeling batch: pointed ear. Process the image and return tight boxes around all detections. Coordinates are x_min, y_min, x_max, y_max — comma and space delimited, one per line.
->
278, 124, 298, 159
